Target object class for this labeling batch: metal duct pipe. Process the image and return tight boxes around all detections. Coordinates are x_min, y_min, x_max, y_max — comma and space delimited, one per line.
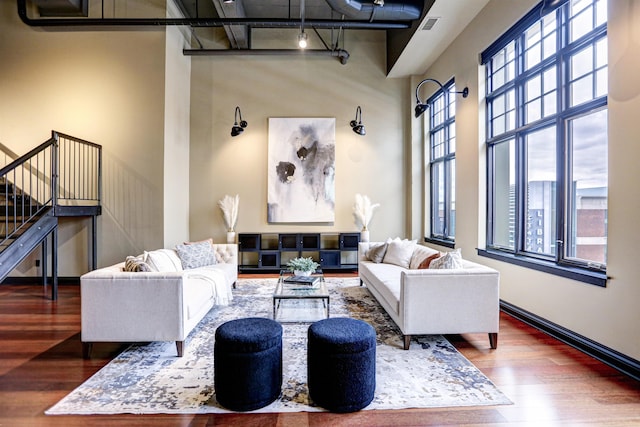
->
183, 48, 351, 64
323, 0, 423, 21
17, 1, 410, 29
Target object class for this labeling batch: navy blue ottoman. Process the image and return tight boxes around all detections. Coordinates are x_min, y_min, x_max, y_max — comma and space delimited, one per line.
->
307, 317, 376, 412
214, 317, 283, 411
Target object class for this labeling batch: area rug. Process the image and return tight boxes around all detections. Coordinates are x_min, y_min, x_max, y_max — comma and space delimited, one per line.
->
46, 278, 511, 415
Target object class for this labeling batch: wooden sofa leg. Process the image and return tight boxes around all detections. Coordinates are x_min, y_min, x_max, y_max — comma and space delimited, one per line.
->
82, 342, 93, 359
403, 335, 411, 350
176, 341, 184, 357
489, 333, 498, 349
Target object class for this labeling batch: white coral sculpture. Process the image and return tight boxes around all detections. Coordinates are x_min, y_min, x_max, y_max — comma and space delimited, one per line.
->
352, 193, 380, 231
218, 194, 240, 232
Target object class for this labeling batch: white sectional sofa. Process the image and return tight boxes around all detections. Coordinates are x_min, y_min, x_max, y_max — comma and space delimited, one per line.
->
81, 242, 238, 358
358, 240, 500, 350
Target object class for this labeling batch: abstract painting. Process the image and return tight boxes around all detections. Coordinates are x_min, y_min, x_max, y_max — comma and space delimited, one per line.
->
267, 117, 336, 223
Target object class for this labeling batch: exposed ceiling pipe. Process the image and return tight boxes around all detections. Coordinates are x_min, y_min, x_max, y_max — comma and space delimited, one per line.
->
17, 1, 410, 29
183, 48, 351, 65
323, 0, 423, 21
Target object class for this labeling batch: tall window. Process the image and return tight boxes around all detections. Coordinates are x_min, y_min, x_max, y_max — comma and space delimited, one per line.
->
428, 80, 456, 245
481, 0, 607, 286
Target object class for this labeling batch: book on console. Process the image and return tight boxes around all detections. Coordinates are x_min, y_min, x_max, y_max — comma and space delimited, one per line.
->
283, 275, 319, 285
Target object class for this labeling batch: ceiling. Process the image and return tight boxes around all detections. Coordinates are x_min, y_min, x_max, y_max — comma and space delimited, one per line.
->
24, 0, 490, 77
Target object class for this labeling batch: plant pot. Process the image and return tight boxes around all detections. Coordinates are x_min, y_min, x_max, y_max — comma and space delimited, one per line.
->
360, 229, 370, 242
226, 231, 236, 244
294, 270, 312, 277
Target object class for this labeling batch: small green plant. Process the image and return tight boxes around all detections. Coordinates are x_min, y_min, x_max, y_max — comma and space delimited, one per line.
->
286, 257, 319, 273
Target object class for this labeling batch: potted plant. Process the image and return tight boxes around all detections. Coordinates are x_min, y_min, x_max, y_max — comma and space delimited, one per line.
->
286, 257, 319, 276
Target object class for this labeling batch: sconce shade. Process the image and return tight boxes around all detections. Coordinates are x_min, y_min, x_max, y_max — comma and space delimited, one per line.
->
350, 106, 366, 136
414, 78, 469, 118
231, 106, 247, 137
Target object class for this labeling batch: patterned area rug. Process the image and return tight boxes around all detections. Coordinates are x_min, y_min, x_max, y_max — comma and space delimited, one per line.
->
46, 278, 511, 415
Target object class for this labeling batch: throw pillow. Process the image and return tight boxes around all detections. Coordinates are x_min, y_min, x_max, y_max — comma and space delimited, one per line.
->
429, 248, 463, 269
145, 249, 184, 272
175, 241, 217, 269
365, 243, 388, 263
382, 239, 417, 268
123, 255, 153, 272
409, 245, 440, 269
417, 252, 441, 269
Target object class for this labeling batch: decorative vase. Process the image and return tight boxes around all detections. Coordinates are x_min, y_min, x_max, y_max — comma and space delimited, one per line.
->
360, 229, 370, 242
226, 231, 236, 244
294, 270, 312, 277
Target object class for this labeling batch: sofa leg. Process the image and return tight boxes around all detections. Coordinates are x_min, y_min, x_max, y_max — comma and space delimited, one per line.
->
233, 281, 237, 289
82, 342, 93, 359
489, 333, 498, 349
403, 335, 411, 350
359, 279, 363, 286
176, 341, 184, 357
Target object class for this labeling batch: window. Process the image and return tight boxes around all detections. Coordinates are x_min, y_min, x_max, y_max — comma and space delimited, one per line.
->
481, 0, 607, 286
427, 80, 457, 245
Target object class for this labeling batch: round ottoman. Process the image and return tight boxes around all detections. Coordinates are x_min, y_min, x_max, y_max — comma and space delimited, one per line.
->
214, 317, 283, 411
307, 317, 376, 412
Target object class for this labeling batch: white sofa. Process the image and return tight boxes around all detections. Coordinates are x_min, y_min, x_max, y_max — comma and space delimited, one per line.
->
81, 243, 238, 358
358, 241, 500, 350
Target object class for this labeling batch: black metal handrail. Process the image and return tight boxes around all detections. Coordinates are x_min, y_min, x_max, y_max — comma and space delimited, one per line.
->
0, 131, 102, 246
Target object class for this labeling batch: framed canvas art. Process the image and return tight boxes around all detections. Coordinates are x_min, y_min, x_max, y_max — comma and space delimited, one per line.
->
267, 117, 336, 223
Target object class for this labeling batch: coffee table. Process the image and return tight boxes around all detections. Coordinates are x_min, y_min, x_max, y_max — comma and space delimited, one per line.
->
273, 270, 330, 323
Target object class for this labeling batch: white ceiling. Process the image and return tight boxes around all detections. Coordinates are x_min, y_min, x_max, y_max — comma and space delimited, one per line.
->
388, 0, 490, 78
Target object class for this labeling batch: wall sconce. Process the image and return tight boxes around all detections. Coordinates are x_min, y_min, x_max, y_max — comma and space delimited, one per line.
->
350, 106, 366, 136
414, 78, 469, 118
231, 106, 247, 137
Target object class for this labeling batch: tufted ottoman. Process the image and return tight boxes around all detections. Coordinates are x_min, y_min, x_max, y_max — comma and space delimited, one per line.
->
214, 317, 283, 411
307, 317, 376, 412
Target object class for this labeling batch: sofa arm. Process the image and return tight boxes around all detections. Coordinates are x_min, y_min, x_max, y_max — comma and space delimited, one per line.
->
211, 243, 238, 265
399, 267, 500, 335
81, 266, 187, 342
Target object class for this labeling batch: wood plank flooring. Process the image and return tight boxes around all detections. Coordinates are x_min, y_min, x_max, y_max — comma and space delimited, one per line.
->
1, 280, 639, 426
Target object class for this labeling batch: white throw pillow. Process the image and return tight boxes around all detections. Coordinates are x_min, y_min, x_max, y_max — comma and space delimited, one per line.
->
430, 248, 463, 269
365, 243, 388, 263
382, 239, 417, 268
409, 245, 440, 269
145, 249, 183, 272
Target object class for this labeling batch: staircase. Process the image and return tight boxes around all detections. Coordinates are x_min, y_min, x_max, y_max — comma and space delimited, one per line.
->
0, 131, 101, 300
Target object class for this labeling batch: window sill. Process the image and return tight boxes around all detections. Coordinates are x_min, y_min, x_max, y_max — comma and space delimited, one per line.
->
477, 249, 607, 287
424, 237, 455, 249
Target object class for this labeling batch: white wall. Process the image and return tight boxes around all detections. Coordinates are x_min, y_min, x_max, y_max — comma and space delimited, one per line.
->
419, 0, 640, 361
188, 30, 408, 243
0, 2, 168, 272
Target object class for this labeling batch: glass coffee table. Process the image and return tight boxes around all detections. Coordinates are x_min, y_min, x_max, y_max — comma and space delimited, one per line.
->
273, 270, 330, 323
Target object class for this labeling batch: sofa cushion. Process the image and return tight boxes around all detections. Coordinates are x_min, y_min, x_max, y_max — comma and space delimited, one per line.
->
365, 243, 388, 263
409, 245, 440, 269
175, 241, 217, 269
417, 252, 441, 269
145, 249, 183, 272
123, 255, 153, 272
383, 239, 416, 268
430, 248, 463, 269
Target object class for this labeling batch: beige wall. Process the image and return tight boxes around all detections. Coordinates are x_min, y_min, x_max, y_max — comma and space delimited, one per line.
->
418, 0, 640, 361
188, 30, 408, 243
0, 2, 167, 272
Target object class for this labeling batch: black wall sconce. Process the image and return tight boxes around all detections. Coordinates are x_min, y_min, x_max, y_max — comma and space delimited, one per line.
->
231, 106, 248, 137
350, 106, 366, 136
414, 78, 469, 118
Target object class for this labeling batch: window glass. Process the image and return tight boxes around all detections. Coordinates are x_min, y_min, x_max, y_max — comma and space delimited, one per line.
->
491, 139, 515, 250
566, 109, 608, 266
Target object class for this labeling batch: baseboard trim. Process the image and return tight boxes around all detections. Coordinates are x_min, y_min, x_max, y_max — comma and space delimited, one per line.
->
0, 276, 80, 285
501, 300, 640, 382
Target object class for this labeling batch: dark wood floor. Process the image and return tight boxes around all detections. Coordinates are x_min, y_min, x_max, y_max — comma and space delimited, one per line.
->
1, 280, 640, 426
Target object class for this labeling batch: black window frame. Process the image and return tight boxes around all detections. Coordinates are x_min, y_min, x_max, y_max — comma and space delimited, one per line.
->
479, 0, 608, 287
